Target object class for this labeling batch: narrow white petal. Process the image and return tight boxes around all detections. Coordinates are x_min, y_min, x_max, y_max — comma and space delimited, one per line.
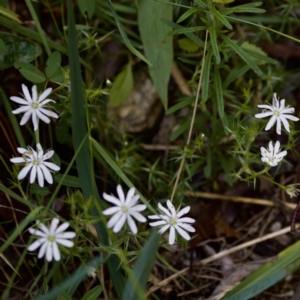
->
38, 88, 52, 102
49, 218, 60, 234
56, 238, 74, 248
46, 242, 54, 262
265, 115, 277, 131
254, 112, 273, 118
276, 118, 282, 134
158, 203, 172, 217
30, 166, 37, 183
274, 141, 280, 154
32, 111, 39, 131
177, 206, 190, 218
38, 222, 50, 235
44, 162, 60, 171
177, 223, 196, 232
130, 211, 146, 223
43, 150, 55, 160
257, 105, 273, 110
19, 110, 32, 125
168, 227, 176, 245
280, 117, 290, 133
127, 214, 137, 234
22, 84, 32, 102
52, 242, 61, 261
12, 106, 30, 114
178, 217, 195, 223
117, 185, 125, 203
39, 107, 58, 119
56, 232, 76, 239
149, 220, 167, 227
127, 194, 140, 207
107, 211, 122, 228
40, 165, 53, 184
158, 224, 170, 234
29, 228, 47, 237
10, 96, 29, 105
54, 221, 69, 234
167, 200, 176, 217
28, 238, 46, 251
148, 215, 161, 220
31, 86, 37, 102
281, 107, 295, 114
279, 99, 285, 110
130, 204, 147, 212
102, 206, 120, 215
18, 164, 33, 180
113, 214, 126, 233
37, 167, 44, 187
103, 193, 121, 206
36, 109, 51, 124
175, 225, 191, 241
125, 187, 135, 205
10, 157, 26, 163
282, 114, 299, 121
17, 147, 28, 154
37, 241, 48, 258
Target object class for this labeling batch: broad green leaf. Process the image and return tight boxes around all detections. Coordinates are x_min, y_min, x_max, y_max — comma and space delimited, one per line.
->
211, 6, 232, 30
223, 240, 300, 300
54, 174, 81, 188
201, 48, 213, 103
0, 37, 7, 53
78, 0, 95, 19
67, 1, 124, 297
0, 5, 20, 22
209, 25, 221, 64
30, 184, 50, 196
0, 32, 42, 69
55, 117, 69, 144
178, 38, 199, 53
35, 257, 105, 300
138, 0, 173, 110
107, 0, 150, 65
58, 293, 72, 300
122, 230, 160, 300
221, 34, 262, 75
81, 285, 103, 300
14, 61, 46, 83
109, 63, 133, 107
213, 65, 224, 118
46, 51, 62, 78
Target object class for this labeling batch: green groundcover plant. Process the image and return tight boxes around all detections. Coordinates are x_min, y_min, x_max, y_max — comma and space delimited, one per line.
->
1, 0, 300, 299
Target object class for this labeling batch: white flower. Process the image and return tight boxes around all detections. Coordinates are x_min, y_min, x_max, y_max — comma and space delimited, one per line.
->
102, 185, 147, 234
260, 140, 287, 167
255, 93, 299, 135
10, 84, 58, 131
28, 218, 76, 262
10, 143, 60, 187
148, 200, 195, 245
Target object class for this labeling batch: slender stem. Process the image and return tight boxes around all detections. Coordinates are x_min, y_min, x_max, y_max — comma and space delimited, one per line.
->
170, 30, 209, 202
35, 127, 40, 144
291, 200, 300, 233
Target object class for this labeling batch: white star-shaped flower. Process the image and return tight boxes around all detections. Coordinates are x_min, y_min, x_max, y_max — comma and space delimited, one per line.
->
261, 140, 287, 167
10, 143, 60, 187
255, 93, 299, 135
102, 185, 147, 234
148, 200, 195, 245
28, 218, 76, 262
10, 84, 58, 131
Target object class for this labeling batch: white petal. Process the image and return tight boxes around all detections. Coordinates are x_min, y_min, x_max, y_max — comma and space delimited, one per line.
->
254, 112, 273, 118
44, 162, 60, 171
125, 187, 135, 205
107, 211, 122, 228
257, 104, 273, 110
130, 211, 146, 223
177, 223, 196, 232
56, 232, 76, 239
10, 96, 29, 105
113, 214, 126, 233
279, 99, 285, 110
12, 106, 30, 114
49, 218, 60, 234
52, 242, 61, 261
19, 110, 32, 126
39, 107, 58, 119
38, 87, 52, 102
38, 222, 50, 235
158, 202, 171, 217
31, 111, 39, 131
158, 224, 170, 234
178, 217, 195, 223
28, 238, 46, 251
31, 86, 37, 102
102, 206, 120, 215
103, 193, 121, 206
37, 167, 44, 187
40, 164, 53, 184
148, 215, 161, 220
56, 238, 74, 248
127, 194, 140, 207
46, 242, 54, 261
29, 228, 47, 237
130, 204, 147, 212
175, 225, 191, 241
168, 226, 176, 245
54, 221, 69, 234
22, 84, 32, 102
30, 165, 37, 183
149, 220, 167, 227
36, 109, 51, 124
43, 150, 55, 160
117, 185, 125, 203
177, 206, 190, 218
167, 200, 176, 217
37, 241, 48, 259
281, 107, 295, 114
282, 114, 299, 121
264, 115, 277, 131
127, 214, 137, 234
10, 157, 26, 163
276, 118, 282, 134
18, 164, 33, 180
280, 117, 290, 133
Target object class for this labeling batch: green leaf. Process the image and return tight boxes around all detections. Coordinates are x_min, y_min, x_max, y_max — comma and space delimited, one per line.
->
81, 285, 103, 300
107, 0, 150, 65
213, 65, 224, 118
78, 0, 95, 19
209, 25, 221, 64
177, 7, 202, 23
122, 230, 160, 300
58, 293, 72, 300
222, 2, 265, 14
223, 240, 300, 300
213, 0, 234, 3
178, 38, 199, 53
14, 61, 46, 83
35, 257, 104, 300
109, 63, 133, 107
210, 6, 232, 30
0, 5, 20, 22
46, 51, 62, 78
67, 1, 124, 297
0, 37, 7, 53
55, 117, 69, 144
166, 97, 194, 115
0, 32, 42, 69
54, 174, 81, 188
201, 48, 213, 103
30, 184, 50, 196
138, 0, 173, 110
221, 34, 262, 75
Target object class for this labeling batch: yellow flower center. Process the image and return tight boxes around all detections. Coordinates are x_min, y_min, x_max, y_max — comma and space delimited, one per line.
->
121, 206, 128, 213
31, 102, 39, 109
33, 158, 40, 166
169, 218, 177, 226
273, 110, 280, 117
47, 235, 55, 242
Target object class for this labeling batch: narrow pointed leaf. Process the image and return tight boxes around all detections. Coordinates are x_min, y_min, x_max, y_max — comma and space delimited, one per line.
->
213, 65, 224, 118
